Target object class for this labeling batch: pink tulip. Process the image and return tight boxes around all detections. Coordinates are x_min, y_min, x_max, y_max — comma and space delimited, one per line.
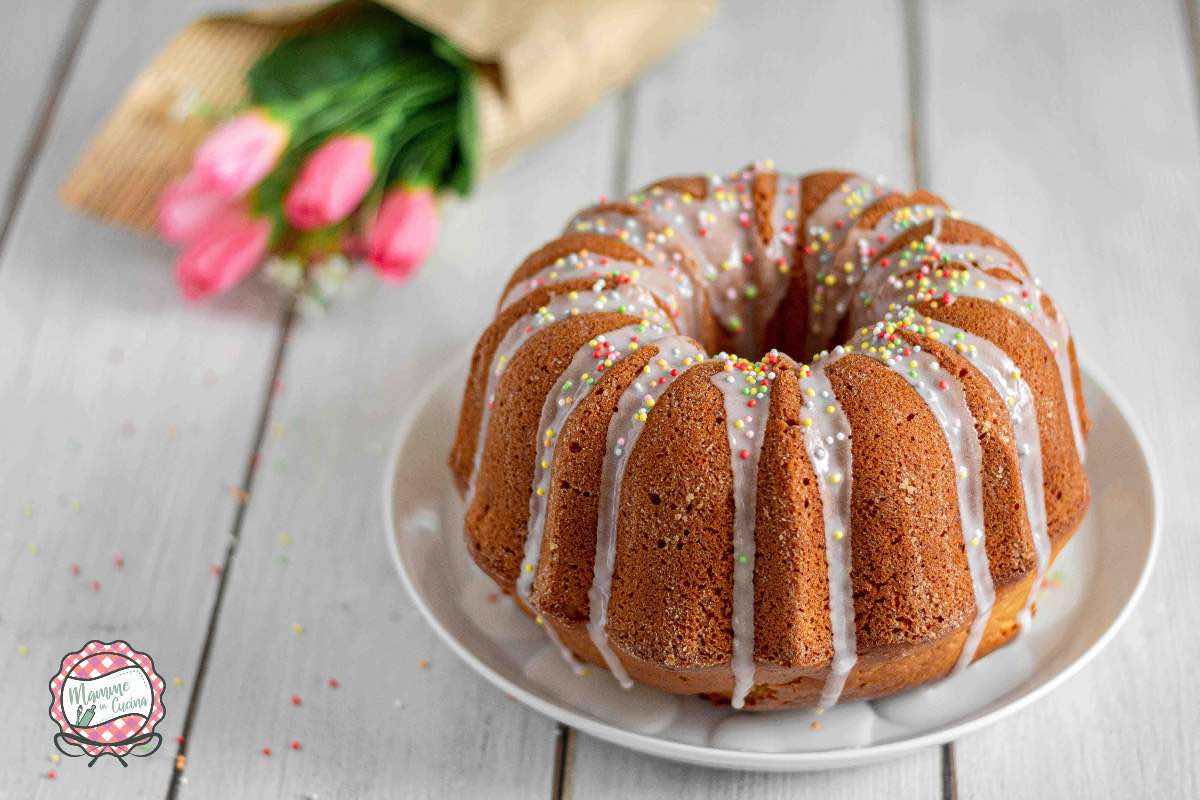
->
284, 133, 376, 230
366, 187, 438, 283
174, 209, 272, 301
193, 110, 289, 199
156, 172, 230, 246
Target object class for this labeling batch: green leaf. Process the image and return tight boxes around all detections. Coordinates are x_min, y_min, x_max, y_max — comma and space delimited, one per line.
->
287, 58, 457, 144
391, 123, 456, 189
248, 5, 429, 104
374, 104, 449, 183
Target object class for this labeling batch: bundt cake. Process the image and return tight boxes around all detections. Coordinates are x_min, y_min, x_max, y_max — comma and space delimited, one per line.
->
449, 163, 1090, 711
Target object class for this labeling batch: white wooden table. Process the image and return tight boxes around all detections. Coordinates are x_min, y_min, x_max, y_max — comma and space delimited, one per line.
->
2, 1, 1196, 796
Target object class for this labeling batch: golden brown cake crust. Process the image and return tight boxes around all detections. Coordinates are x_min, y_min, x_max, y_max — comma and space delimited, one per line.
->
900, 328, 1037, 589
533, 340, 672, 623
752, 358, 832, 670
919, 296, 1090, 542
605, 360, 735, 669
650, 175, 710, 200
879, 217, 1029, 276
825, 354, 976, 651
858, 189, 947, 230
448, 277, 677, 494
465, 312, 645, 587
498, 233, 649, 309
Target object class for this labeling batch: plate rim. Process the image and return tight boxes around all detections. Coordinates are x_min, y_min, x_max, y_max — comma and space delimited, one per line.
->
381, 353, 1161, 770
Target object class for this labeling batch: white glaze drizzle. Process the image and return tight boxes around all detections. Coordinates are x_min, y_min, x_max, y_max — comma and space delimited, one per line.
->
466, 283, 670, 501
845, 314, 994, 673
798, 355, 857, 710
589, 335, 707, 689
709, 351, 782, 708
517, 321, 674, 667
924, 321, 1052, 631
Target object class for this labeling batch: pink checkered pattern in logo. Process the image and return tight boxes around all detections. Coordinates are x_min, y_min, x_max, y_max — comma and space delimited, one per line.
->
49, 640, 166, 759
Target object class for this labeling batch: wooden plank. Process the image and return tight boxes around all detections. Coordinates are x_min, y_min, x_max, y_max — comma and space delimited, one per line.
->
176, 95, 624, 797
568, 1, 940, 795
0, 0, 287, 794
920, 0, 1200, 796
0, 1, 81, 238
566, 733, 941, 800
624, 0, 916, 185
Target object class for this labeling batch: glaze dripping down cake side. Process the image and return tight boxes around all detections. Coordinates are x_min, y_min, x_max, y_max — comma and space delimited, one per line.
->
448, 164, 1090, 710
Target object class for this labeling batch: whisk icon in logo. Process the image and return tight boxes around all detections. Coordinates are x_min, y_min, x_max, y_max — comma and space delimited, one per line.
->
48, 640, 166, 767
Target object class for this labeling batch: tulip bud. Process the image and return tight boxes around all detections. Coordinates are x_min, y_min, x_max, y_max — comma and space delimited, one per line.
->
284, 133, 376, 231
156, 172, 229, 246
174, 209, 272, 301
193, 110, 289, 199
366, 187, 438, 283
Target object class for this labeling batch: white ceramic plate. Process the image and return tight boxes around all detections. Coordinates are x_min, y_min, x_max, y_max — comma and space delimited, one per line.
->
383, 353, 1159, 771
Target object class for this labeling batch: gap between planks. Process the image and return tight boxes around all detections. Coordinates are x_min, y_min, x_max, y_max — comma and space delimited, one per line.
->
165, 304, 295, 800
905, 1, 956, 797
904, 0, 930, 188
0, 0, 97, 269
1183, 0, 1200, 131
551, 82, 641, 799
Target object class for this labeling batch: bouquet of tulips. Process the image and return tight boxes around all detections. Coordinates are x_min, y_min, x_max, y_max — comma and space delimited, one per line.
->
156, 6, 476, 305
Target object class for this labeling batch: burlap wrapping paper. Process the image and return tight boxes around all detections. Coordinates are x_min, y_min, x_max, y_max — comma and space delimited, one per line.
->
62, 0, 714, 232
